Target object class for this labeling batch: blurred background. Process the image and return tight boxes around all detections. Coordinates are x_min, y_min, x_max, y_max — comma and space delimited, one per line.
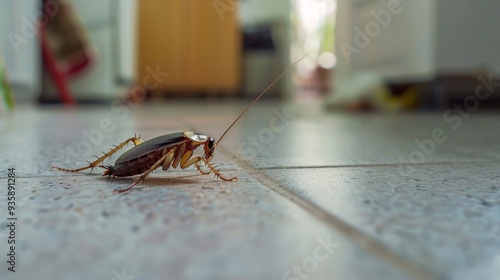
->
1, 0, 500, 111
2, 2, 500, 279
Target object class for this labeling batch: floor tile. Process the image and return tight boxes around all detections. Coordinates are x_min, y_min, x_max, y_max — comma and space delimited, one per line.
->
3, 102, 497, 280
0, 172, 413, 280
263, 163, 500, 280
0, 104, 419, 280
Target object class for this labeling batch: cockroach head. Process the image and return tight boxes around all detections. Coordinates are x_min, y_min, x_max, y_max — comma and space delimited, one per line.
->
204, 137, 215, 160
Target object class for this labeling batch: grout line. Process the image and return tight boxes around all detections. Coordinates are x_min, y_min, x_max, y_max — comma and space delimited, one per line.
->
253, 159, 500, 170
8, 157, 496, 180
218, 146, 440, 280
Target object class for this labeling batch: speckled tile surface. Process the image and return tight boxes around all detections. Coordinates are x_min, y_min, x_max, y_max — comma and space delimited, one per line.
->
0, 172, 415, 280
262, 164, 500, 280
1, 103, 499, 280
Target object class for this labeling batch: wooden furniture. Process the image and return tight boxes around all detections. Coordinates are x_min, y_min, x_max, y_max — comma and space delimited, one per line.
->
138, 0, 241, 96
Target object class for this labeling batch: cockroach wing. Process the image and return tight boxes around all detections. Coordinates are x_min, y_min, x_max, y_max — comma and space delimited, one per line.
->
183, 131, 208, 142
114, 132, 188, 164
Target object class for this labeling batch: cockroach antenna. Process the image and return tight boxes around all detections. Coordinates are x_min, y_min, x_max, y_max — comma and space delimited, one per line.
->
215, 51, 313, 146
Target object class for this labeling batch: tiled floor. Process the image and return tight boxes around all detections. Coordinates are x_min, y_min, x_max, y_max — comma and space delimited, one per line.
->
1, 102, 499, 280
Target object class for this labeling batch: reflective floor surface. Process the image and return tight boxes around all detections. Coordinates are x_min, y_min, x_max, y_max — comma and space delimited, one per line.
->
0, 101, 499, 280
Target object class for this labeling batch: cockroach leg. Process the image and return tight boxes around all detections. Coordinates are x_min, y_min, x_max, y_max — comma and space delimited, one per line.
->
195, 162, 210, 175
201, 158, 237, 182
180, 156, 235, 181
52, 136, 143, 174
172, 143, 187, 169
114, 149, 173, 193
161, 147, 176, 171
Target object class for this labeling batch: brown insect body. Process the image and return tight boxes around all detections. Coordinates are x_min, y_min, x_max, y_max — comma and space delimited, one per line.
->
54, 131, 226, 192
104, 132, 192, 177
103, 131, 216, 178
104, 147, 166, 177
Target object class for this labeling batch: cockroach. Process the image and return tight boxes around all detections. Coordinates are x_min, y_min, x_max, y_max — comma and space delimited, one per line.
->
53, 52, 310, 192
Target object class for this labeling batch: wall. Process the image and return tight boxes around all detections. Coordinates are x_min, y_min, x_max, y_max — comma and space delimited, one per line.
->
334, 0, 435, 83
238, 0, 290, 25
0, 0, 40, 102
435, 0, 500, 75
